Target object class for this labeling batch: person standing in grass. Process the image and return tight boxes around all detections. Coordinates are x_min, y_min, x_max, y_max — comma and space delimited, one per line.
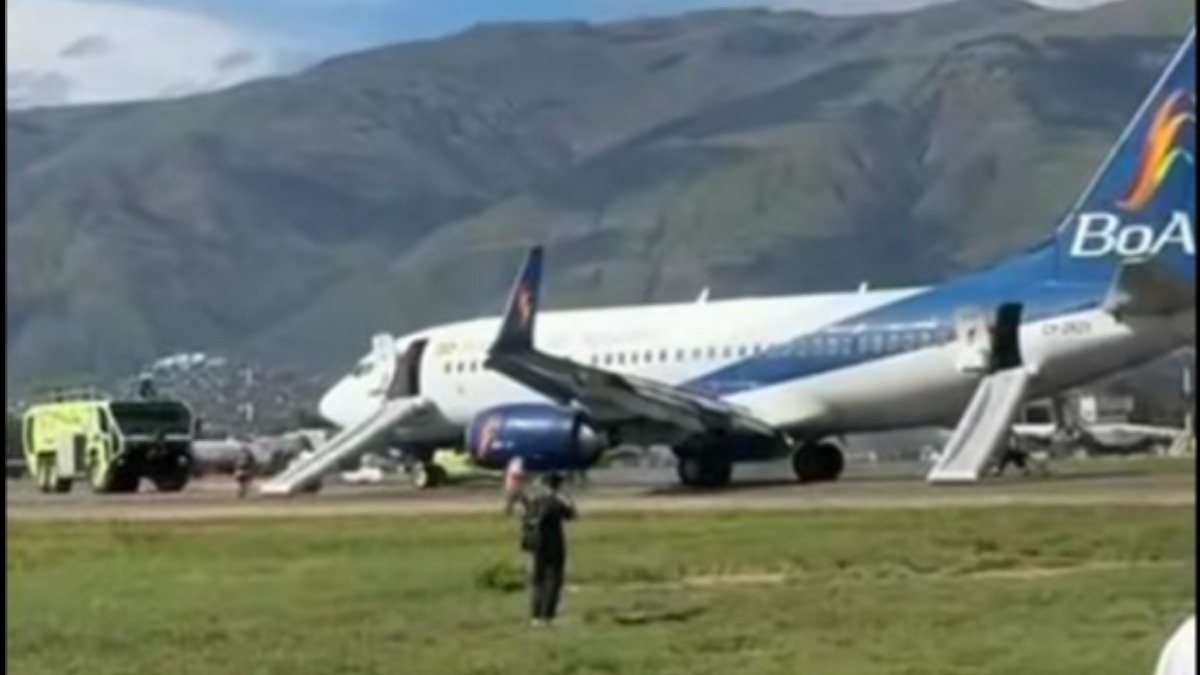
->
519, 473, 576, 627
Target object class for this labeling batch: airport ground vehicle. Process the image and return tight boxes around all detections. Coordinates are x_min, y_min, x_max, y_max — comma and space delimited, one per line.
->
22, 392, 196, 494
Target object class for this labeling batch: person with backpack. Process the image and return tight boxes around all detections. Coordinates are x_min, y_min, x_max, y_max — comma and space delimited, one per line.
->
516, 473, 577, 627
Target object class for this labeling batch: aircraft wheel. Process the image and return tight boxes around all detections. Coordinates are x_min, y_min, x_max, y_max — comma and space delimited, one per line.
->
676, 455, 733, 489
793, 442, 845, 484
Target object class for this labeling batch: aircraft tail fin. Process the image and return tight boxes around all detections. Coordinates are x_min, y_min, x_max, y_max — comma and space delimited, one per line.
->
490, 246, 544, 355
1053, 28, 1195, 285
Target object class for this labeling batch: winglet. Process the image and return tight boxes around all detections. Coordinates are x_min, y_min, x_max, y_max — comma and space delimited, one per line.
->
490, 246, 544, 354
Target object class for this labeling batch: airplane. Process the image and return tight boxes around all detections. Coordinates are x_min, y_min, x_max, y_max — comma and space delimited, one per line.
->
314, 28, 1195, 491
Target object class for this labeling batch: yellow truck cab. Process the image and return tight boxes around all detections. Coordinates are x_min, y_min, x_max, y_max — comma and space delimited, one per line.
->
22, 393, 196, 494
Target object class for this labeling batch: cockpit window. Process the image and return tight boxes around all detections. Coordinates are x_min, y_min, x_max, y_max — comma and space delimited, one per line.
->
351, 360, 374, 378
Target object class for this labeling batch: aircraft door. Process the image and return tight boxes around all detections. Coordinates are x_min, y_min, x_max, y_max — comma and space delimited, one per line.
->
954, 303, 1024, 374
990, 303, 1024, 372
367, 334, 397, 397
955, 307, 992, 374
386, 339, 428, 400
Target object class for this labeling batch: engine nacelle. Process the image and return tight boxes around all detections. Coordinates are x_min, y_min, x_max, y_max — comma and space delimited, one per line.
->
465, 404, 606, 472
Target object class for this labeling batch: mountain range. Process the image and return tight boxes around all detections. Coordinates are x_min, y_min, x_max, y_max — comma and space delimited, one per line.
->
4, 0, 1192, 392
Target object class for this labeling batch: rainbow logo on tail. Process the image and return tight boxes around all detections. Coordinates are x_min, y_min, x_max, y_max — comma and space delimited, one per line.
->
1119, 89, 1196, 211
515, 286, 534, 329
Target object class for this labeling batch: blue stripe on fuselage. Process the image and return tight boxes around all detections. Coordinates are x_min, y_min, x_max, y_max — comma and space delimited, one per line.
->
685, 243, 1104, 397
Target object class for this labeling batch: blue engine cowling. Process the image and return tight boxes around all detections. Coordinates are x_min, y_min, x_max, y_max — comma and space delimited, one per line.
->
465, 404, 606, 472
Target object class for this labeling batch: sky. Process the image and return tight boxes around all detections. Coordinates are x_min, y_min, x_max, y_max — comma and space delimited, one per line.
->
6, 0, 1123, 108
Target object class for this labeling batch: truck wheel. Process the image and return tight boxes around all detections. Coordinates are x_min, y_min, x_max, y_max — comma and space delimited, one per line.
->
152, 470, 189, 493
428, 464, 448, 488
413, 464, 446, 490
107, 470, 140, 494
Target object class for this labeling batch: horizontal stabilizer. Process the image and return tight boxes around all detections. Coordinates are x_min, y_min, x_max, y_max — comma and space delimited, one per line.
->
1104, 258, 1195, 317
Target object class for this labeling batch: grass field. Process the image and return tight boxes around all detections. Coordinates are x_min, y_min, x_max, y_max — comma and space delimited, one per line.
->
7, 505, 1194, 675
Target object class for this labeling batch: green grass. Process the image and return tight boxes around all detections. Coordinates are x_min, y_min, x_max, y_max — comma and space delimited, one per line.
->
7, 506, 1194, 675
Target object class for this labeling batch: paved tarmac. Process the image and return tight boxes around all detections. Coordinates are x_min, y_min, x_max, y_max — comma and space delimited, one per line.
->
6, 460, 1193, 522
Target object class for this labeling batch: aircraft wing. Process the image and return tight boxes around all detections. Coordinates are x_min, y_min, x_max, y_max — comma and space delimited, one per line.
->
485, 247, 781, 441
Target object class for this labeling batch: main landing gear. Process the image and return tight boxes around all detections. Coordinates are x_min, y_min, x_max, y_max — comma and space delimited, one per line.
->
675, 455, 734, 490
791, 441, 845, 484
674, 440, 845, 489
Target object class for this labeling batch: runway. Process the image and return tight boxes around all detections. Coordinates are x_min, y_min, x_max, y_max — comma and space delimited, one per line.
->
6, 459, 1194, 522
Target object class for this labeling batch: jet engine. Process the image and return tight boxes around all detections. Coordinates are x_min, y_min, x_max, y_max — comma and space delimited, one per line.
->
465, 404, 606, 472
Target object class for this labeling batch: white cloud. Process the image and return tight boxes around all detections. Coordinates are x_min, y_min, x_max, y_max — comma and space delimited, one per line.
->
6, 0, 283, 109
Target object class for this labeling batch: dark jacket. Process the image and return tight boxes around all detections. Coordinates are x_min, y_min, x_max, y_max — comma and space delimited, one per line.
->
521, 490, 576, 558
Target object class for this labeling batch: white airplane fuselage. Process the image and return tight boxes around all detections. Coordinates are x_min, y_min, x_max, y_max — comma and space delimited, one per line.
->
319, 292, 1193, 443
